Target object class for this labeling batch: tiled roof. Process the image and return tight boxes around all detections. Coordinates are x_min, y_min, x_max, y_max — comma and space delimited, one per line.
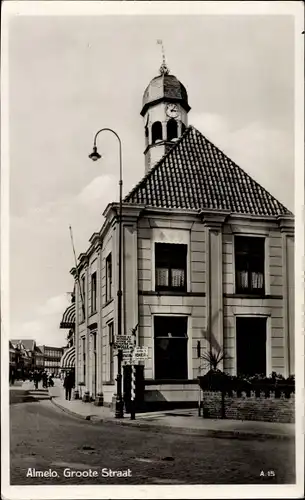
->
10, 339, 35, 351
125, 126, 292, 217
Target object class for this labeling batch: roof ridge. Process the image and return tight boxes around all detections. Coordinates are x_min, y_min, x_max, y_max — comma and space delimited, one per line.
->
124, 126, 193, 202
190, 126, 292, 215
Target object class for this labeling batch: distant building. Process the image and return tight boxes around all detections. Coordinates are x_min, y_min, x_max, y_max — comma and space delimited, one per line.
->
10, 340, 32, 378
38, 345, 64, 375
9, 341, 17, 381
10, 339, 44, 371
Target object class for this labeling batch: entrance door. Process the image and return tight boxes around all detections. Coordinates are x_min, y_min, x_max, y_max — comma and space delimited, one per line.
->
236, 317, 267, 377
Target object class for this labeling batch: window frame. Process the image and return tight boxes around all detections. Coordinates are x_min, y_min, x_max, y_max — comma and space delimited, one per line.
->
234, 236, 265, 295
155, 242, 187, 292
105, 253, 112, 302
234, 314, 271, 377
153, 315, 189, 381
91, 271, 97, 314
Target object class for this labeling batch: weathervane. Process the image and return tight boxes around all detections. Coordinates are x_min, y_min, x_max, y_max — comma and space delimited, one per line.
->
157, 39, 169, 75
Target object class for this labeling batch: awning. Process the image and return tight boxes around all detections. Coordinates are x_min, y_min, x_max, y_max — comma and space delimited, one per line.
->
60, 304, 75, 329
60, 345, 75, 369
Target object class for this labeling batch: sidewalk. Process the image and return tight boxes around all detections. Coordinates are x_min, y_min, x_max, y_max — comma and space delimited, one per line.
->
48, 380, 295, 441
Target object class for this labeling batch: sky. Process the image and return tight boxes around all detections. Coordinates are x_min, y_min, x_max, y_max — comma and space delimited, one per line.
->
7, 6, 296, 347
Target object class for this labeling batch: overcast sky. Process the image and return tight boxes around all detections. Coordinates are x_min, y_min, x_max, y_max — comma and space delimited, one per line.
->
7, 5, 297, 347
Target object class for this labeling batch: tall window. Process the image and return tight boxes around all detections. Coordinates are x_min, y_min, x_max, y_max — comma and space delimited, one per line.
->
236, 317, 267, 376
106, 253, 112, 302
154, 316, 188, 380
235, 236, 265, 294
152, 121, 162, 143
91, 272, 97, 314
82, 337, 86, 382
155, 243, 187, 291
80, 275, 86, 321
167, 119, 178, 141
108, 322, 114, 383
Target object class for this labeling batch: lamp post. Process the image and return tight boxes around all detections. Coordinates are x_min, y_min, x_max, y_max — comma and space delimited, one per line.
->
89, 128, 124, 419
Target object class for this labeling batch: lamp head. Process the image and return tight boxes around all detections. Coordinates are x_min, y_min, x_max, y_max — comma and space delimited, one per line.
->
89, 146, 101, 162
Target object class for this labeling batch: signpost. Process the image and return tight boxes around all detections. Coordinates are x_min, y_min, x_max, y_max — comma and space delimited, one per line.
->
113, 335, 133, 349
113, 326, 148, 421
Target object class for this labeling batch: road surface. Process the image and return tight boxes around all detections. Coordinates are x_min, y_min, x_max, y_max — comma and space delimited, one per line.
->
10, 390, 295, 485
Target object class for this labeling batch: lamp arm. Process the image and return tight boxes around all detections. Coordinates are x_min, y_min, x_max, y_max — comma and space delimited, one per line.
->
93, 128, 122, 187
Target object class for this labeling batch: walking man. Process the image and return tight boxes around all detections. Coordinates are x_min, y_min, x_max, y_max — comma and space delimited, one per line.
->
42, 371, 48, 389
33, 371, 39, 390
63, 371, 74, 401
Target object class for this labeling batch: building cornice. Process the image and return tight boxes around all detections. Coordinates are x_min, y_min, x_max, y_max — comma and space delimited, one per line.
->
198, 209, 230, 228
276, 214, 295, 234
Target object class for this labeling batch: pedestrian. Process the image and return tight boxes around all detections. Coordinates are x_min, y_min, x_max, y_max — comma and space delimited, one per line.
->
42, 371, 48, 389
33, 371, 39, 390
63, 371, 74, 401
48, 373, 54, 388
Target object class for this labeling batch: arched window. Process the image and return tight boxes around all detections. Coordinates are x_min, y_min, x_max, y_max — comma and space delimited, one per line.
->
152, 121, 163, 143
145, 126, 149, 146
181, 123, 186, 135
167, 119, 178, 141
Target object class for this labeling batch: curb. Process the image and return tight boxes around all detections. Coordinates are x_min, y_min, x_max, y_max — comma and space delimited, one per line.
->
50, 397, 294, 441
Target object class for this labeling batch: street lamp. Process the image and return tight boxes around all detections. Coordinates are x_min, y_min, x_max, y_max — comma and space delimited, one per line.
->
89, 128, 124, 419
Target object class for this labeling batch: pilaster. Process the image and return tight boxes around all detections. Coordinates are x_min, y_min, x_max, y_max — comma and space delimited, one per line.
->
123, 219, 139, 341
95, 238, 104, 405
80, 257, 90, 401
200, 212, 228, 369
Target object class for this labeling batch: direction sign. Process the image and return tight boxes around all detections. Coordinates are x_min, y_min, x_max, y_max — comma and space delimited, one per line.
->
113, 335, 133, 349
132, 347, 149, 361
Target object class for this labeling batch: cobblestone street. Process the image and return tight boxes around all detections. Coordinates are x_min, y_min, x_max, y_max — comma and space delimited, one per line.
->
10, 393, 295, 485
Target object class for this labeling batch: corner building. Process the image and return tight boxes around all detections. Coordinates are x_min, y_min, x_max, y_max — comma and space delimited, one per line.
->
70, 64, 294, 408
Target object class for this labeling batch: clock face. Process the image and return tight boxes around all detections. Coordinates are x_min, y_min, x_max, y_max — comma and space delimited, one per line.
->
166, 104, 179, 118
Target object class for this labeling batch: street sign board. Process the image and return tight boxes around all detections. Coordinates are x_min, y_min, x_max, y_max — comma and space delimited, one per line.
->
113, 335, 133, 349
132, 347, 149, 360
120, 345, 149, 364
122, 348, 133, 356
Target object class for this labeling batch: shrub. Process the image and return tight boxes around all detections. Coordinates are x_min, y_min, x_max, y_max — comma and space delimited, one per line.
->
198, 370, 295, 396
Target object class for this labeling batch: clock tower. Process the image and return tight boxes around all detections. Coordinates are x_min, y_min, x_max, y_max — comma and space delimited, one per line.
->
140, 61, 191, 173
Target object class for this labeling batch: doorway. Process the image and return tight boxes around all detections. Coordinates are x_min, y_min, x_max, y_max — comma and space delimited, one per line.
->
236, 317, 267, 377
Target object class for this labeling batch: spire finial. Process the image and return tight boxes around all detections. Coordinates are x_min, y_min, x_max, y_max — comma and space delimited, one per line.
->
157, 39, 169, 75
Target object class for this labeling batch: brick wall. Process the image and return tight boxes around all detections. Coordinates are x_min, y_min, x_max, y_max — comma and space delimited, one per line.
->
202, 391, 294, 423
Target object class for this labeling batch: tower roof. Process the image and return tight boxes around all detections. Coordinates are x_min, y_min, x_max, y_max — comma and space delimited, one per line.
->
141, 73, 190, 116
124, 126, 292, 217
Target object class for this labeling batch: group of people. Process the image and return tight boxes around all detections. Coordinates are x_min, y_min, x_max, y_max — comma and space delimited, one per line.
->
31, 370, 54, 390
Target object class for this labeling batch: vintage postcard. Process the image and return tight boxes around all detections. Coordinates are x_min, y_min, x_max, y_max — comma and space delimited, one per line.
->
1, 1, 304, 499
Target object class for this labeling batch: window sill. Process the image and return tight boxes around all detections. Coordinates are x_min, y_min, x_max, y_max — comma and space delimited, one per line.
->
103, 381, 115, 386
89, 310, 97, 317
225, 293, 283, 299
103, 298, 114, 309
